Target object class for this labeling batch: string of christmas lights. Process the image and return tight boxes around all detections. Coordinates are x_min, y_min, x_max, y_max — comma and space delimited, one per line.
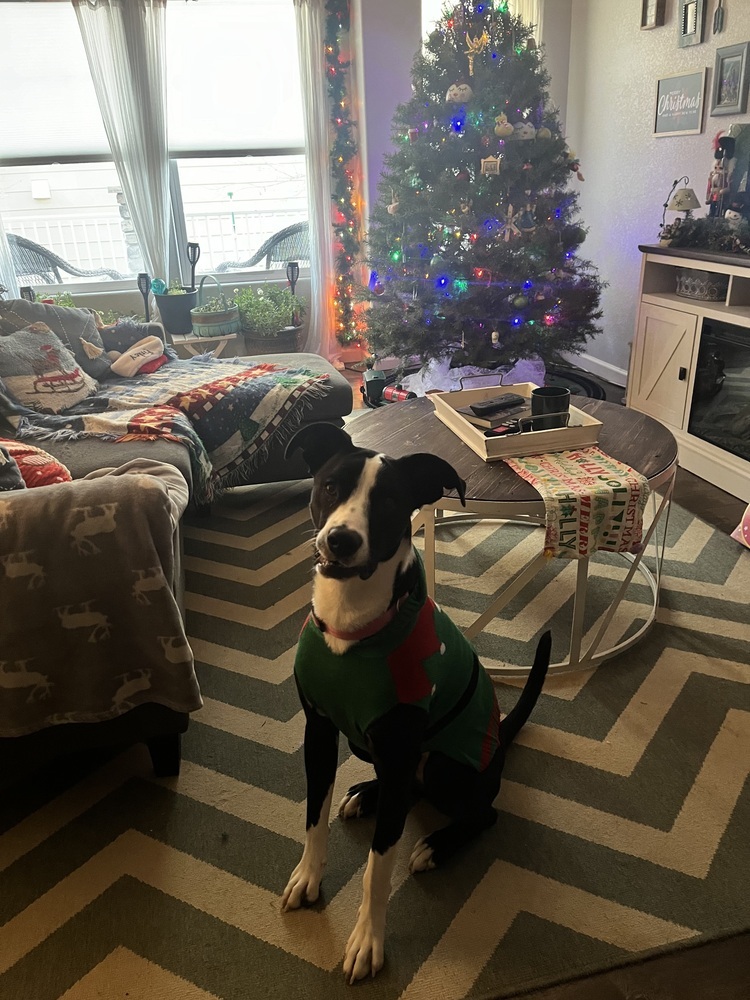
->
325, 0, 363, 347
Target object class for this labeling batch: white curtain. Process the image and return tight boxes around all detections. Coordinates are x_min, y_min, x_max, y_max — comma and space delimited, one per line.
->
0, 212, 19, 299
294, 0, 337, 359
511, 0, 543, 36
73, 0, 170, 281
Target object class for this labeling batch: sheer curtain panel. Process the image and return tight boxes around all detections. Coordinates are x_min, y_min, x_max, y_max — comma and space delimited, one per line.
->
73, 0, 169, 280
0, 213, 19, 299
511, 0, 543, 35
294, 0, 336, 359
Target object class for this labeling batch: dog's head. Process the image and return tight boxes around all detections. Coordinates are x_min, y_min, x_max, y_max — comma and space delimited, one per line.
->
286, 424, 466, 580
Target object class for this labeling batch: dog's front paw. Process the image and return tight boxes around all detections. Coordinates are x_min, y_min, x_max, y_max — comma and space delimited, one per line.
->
281, 858, 324, 911
339, 779, 379, 820
343, 915, 385, 982
409, 835, 436, 873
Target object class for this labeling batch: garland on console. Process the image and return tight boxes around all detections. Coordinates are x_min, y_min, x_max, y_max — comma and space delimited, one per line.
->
325, 0, 364, 346
662, 215, 750, 257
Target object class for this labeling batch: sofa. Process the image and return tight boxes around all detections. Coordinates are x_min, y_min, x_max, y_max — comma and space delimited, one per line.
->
0, 297, 352, 782
0, 455, 201, 788
0, 298, 353, 500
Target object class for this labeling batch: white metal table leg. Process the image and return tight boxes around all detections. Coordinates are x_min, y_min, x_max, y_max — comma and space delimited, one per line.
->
422, 505, 437, 599
568, 557, 590, 665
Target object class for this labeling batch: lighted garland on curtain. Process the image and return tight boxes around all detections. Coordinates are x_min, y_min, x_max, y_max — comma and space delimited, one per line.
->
325, 0, 364, 347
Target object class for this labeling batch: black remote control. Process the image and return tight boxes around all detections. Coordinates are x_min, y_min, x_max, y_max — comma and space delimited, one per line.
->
470, 393, 526, 417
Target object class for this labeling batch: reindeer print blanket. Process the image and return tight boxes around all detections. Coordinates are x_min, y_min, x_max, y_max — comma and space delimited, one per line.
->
0, 473, 201, 737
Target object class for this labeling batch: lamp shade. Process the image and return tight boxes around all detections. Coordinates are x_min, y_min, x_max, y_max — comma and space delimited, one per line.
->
668, 187, 701, 212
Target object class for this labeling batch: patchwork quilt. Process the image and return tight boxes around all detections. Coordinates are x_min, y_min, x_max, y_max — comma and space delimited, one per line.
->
0, 357, 332, 503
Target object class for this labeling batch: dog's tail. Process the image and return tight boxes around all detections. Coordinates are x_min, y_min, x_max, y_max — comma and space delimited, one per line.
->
497, 630, 551, 745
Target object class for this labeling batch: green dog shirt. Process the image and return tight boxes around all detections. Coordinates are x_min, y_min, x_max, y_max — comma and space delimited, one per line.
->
294, 553, 500, 772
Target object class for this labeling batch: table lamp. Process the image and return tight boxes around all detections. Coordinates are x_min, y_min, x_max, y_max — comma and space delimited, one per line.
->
659, 175, 701, 240
668, 184, 701, 219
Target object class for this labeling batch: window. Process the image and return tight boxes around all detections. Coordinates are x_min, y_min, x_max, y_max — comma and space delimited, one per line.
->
0, 0, 309, 287
166, 0, 308, 274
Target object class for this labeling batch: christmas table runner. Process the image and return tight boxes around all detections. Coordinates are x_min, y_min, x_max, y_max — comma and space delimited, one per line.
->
505, 447, 650, 559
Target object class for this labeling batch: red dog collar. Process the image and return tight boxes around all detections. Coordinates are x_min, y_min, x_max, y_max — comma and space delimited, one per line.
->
311, 591, 410, 641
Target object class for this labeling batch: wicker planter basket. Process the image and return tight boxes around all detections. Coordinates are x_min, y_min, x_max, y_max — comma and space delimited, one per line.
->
243, 327, 301, 355
190, 275, 241, 338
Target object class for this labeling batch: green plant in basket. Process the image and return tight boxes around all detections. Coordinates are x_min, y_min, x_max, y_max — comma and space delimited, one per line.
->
38, 291, 76, 308
190, 275, 241, 338
192, 293, 236, 314
235, 283, 306, 337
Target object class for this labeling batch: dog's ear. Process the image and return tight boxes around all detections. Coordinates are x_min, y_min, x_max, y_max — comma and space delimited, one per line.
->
392, 453, 466, 509
285, 423, 355, 474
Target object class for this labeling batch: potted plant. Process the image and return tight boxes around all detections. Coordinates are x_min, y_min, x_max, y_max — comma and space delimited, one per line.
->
235, 283, 305, 355
190, 276, 241, 338
154, 279, 198, 336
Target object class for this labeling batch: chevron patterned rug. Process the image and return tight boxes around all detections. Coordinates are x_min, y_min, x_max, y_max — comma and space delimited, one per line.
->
2, 482, 749, 1000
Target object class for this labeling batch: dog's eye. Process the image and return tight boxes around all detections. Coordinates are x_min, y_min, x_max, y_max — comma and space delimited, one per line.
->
324, 482, 337, 497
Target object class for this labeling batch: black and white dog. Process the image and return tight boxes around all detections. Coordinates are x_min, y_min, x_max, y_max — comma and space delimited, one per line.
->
281, 424, 550, 982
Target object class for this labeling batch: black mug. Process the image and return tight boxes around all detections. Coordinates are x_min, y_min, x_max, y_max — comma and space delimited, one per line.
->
519, 386, 571, 432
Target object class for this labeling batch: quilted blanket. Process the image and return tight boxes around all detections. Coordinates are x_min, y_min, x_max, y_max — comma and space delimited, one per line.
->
1, 357, 331, 503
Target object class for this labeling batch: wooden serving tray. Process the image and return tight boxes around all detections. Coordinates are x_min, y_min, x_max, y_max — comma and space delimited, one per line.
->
430, 382, 603, 461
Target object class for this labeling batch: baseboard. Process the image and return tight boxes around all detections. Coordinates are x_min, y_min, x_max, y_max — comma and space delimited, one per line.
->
559, 352, 628, 388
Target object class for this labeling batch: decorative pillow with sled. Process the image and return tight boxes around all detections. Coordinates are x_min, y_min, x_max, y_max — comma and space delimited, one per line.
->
0, 322, 98, 413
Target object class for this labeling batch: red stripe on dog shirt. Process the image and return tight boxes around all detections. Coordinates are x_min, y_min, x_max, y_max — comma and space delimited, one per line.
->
387, 598, 440, 703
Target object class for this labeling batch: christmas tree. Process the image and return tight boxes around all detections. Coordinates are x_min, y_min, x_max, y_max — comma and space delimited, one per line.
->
363, 1, 603, 373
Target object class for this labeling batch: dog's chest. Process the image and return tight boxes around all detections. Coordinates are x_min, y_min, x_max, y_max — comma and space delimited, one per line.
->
294, 590, 478, 749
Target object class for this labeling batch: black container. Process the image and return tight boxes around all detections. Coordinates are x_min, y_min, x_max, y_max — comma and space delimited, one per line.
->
155, 289, 198, 336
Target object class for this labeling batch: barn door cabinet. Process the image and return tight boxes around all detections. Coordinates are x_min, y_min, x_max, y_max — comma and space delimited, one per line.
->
628, 245, 750, 502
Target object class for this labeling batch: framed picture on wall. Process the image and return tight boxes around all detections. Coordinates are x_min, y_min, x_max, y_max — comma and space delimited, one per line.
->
710, 42, 750, 116
654, 69, 706, 136
641, 0, 666, 29
678, 0, 706, 48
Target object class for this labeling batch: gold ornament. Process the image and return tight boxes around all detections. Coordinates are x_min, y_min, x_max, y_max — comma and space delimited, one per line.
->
480, 155, 501, 176
464, 29, 490, 76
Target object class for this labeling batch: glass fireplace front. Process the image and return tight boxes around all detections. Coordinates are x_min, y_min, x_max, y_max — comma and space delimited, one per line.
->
688, 319, 750, 463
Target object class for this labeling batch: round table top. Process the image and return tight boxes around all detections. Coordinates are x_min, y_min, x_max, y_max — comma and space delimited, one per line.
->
347, 397, 678, 506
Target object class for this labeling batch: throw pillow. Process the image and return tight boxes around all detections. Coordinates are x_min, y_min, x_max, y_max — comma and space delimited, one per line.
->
731, 504, 750, 550
0, 438, 72, 488
0, 322, 98, 414
78, 336, 113, 380
138, 353, 169, 375
0, 298, 106, 379
99, 319, 166, 355
0, 445, 27, 492
110, 335, 166, 377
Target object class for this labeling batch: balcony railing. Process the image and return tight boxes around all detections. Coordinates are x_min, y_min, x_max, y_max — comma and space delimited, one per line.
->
7, 209, 308, 283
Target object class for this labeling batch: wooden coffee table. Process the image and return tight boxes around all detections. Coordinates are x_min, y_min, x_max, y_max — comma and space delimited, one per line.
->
348, 397, 678, 676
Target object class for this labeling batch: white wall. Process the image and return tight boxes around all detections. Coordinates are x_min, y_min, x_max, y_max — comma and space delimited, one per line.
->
565, 0, 750, 384
541, 0, 572, 126
353, 0, 422, 219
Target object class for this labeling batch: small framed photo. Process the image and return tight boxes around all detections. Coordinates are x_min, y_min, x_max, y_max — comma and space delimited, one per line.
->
678, 0, 706, 48
710, 42, 750, 116
654, 69, 706, 137
641, 0, 665, 30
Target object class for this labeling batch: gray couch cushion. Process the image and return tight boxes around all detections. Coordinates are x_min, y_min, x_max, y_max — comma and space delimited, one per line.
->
249, 352, 352, 421
39, 437, 193, 488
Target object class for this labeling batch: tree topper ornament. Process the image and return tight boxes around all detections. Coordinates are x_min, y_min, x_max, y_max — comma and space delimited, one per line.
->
464, 29, 490, 76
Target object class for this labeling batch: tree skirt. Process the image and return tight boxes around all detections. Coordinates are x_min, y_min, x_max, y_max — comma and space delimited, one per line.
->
400, 356, 546, 395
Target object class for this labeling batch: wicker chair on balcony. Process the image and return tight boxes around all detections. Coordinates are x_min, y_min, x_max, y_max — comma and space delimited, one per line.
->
8, 233, 125, 285
215, 220, 310, 273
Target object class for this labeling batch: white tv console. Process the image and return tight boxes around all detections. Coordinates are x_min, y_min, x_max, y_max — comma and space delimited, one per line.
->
627, 244, 750, 503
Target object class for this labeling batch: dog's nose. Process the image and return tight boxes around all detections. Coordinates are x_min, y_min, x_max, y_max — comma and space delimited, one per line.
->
326, 526, 363, 560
